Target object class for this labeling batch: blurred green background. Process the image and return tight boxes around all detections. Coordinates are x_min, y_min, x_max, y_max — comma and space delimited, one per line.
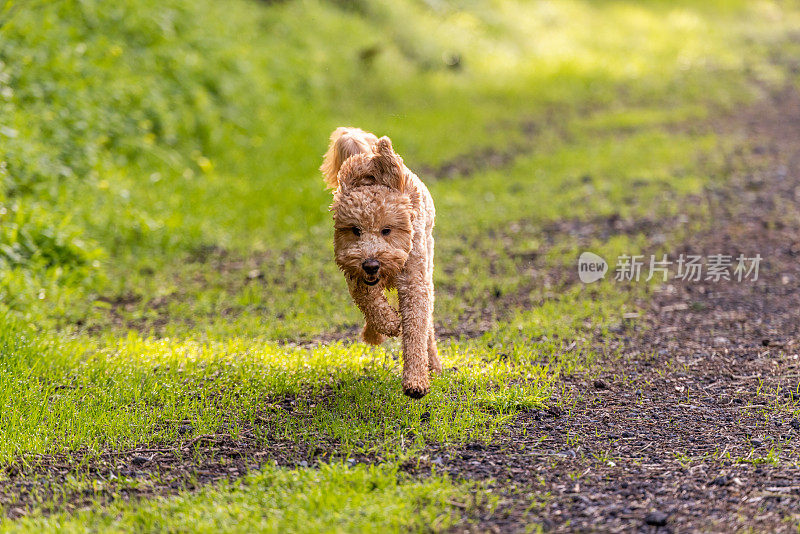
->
1, 0, 792, 339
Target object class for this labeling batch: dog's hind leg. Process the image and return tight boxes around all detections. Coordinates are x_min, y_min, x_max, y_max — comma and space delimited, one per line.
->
425, 235, 441, 374
427, 321, 440, 373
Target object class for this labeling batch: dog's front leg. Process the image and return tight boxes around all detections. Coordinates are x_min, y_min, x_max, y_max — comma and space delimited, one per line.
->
346, 277, 401, 344
397, 265, 431, 399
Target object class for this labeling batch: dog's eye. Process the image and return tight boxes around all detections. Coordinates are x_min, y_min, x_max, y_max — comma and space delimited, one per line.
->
352, 227, 361, 237
381, 228, 391, 236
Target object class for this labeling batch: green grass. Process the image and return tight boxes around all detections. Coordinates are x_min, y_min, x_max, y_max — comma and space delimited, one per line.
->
0, 0, 799, 529
0, 311, 587, 461
3, 463, 482, 533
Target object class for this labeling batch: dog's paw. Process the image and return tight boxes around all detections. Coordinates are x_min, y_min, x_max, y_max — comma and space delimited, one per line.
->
361, 324, 387, 345
402, 375, 430, 399
403, 385, 429, 399
385, 315, 401, 337
370, 313, 401, 338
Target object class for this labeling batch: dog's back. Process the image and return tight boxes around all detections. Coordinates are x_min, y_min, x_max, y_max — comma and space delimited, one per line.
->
320, 127, 378, 189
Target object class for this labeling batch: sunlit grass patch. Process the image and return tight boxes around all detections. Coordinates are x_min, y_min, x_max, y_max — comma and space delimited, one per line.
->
0, 252, 642, 462
0, 316, 571, 460
4, 463, 483, 534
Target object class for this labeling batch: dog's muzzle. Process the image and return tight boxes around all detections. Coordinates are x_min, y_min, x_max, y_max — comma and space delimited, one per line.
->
362, 259, 380, 285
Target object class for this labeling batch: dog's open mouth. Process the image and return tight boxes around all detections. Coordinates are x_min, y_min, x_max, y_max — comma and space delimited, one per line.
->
363, 276, 380, 286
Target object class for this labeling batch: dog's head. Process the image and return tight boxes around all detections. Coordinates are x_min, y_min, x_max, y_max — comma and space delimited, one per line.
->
330, 137, 414, 286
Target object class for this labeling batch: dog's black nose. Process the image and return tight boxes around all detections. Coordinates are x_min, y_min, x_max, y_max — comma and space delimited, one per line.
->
362, 259, 380, 275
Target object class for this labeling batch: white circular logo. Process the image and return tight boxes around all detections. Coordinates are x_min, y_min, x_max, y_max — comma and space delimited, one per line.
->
578, 252, 608, 283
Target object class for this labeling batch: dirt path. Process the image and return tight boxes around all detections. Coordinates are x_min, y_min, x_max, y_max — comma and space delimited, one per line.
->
427, 87, 800, 532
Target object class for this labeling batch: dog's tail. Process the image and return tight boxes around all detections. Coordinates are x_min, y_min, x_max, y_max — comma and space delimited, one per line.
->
320, 127, 378, 189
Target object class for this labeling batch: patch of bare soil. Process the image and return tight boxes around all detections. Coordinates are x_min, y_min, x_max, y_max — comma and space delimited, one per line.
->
426, 86, 800, 532
0, 426, 378, 517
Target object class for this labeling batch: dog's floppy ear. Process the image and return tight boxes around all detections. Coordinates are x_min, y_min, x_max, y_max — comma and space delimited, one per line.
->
371, 137, 406, 192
